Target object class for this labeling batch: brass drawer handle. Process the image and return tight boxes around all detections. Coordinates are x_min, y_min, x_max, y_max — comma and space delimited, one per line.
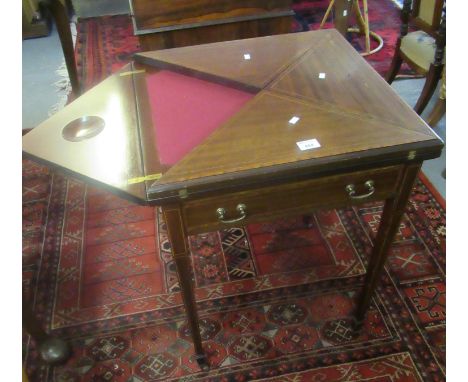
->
345, 180, 375, 200
216, 204, 247, 224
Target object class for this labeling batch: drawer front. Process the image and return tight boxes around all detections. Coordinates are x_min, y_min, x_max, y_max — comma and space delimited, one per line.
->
183, 165, 403, 234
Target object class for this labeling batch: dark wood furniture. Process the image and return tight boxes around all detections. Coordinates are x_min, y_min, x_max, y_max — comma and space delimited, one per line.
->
426, 65, 446, 127
23, 30, 443, 369
386, 0, 445, 114
23, 0, 51, 39
328, 0, 353, 36
23, 0, 79, 96
129, 0, 294, 50
40, 0, 81, 97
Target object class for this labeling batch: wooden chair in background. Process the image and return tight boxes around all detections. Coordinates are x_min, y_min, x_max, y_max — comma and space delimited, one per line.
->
425, 65, 445, 181
40, 0, 81, 97
426, 65, 446, 127
386, 0, 445, 114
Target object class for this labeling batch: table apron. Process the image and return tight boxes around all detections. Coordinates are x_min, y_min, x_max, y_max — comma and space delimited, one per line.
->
182, 164, 404, 235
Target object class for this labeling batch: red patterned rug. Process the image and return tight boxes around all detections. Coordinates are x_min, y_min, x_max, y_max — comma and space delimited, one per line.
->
75, 0, 411, 89
23, 158, 445, 381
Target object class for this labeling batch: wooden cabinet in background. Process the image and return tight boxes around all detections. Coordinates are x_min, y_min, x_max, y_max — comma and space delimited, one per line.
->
129, 0, 294, 50
22, 0, 51, 39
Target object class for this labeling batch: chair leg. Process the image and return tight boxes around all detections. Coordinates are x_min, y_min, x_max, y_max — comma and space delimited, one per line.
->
320, 0, 335, 29
414, 65, 443, 115
425, 97, 446, 127
385, 50, 403, 84
42, 0, 81, 97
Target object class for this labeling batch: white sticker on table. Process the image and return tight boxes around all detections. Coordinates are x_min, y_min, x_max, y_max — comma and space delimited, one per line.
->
296, 139, 321, 151
289, 116, 300, 124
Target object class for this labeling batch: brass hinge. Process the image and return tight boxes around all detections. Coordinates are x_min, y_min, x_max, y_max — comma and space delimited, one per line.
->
407, 150, 417, 160
179, 189, 189, 199
119, 69, 146, 77
127, 173, 162, 184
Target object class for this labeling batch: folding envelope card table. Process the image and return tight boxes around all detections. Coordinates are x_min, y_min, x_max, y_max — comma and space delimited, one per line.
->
22, 30, 443, 369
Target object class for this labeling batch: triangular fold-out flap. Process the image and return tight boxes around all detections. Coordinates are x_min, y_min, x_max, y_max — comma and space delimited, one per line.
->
134, 30, 329, 90
22, 69, 147, 203
269, 29, 436, 137
143, 70, 256, 167
149, 90, 435, 190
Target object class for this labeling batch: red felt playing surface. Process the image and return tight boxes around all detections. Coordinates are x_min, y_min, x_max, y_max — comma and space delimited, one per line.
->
145, 70, 255, 165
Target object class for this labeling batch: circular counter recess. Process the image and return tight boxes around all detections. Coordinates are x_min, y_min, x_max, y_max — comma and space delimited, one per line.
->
62, 116, 105, 142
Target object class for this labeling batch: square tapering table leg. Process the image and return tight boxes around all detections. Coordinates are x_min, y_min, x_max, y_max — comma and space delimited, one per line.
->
162, 163, 422, 368
162, 205, 209, 370
355, 163, 421, 324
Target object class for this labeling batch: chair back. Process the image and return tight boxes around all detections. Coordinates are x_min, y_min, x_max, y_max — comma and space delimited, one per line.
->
410, 0, 445, 36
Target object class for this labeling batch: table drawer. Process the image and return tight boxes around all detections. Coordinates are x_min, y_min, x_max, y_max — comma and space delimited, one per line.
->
183, 165, 403, 234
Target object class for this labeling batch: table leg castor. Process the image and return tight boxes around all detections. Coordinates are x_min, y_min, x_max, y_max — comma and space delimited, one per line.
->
23, 297, 71, 365
351, 316, 365, 332
195, 354, 210, 371
38, 338, 71, 365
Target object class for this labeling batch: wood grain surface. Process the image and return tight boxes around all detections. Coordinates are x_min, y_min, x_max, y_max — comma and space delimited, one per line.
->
23, 30, 443, 205
131, 0, 292, 30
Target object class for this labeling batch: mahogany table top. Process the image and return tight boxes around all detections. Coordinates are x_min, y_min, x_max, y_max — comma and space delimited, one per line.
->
22, 30, 443, 204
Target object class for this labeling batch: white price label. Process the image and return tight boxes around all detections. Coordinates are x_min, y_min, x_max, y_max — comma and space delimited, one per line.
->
289, 116, 300, 124
296, 139, 321, 151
